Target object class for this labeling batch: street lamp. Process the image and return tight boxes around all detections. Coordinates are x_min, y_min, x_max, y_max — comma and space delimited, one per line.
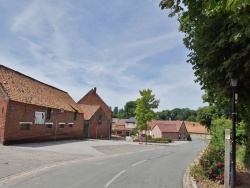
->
230, 78, 237, 188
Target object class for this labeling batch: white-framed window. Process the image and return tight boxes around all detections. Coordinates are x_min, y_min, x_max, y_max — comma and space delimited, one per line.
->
68, 123, 73, 128
45, 122, 53, 128
59, 123, 65, 128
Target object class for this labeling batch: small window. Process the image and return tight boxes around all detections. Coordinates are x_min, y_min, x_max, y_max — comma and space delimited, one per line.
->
45, 123, 53, 128
74, 111, 78, 121
59, 123, 65, 128
69, 123, 73, 127
98, 115, 102, 124
20, 122, 32, 130
46, 108, 52, 120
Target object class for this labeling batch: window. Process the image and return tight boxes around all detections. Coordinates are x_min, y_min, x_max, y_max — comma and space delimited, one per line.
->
20, 122, 32, 130
98, 115, 102, 124
45, 123, 53, 128
69, 123, 73, 127
46, 108, 52, 120
59, 123, 65, 128
74, 111, 78, 121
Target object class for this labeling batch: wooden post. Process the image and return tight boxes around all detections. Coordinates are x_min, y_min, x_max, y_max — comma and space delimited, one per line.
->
224, 129, 230, 188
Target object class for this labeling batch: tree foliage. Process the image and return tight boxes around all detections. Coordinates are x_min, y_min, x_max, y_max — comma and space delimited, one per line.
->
135, 89, 160, 131
124, 101, 136, 118
159, 0, 250, 118
160, 0, 250, 167
155, 108, 197, 121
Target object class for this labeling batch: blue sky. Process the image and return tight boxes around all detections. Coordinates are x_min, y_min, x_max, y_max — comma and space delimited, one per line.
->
0, 0, 206, 111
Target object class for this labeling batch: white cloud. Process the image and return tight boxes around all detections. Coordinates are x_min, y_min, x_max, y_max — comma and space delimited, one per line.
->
0, 0, 205, 112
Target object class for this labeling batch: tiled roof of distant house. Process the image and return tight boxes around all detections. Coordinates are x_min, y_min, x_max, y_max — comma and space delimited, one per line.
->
154, 123, 181, 133
125, 117, 136, 123
185, 121, 208, 134
148, 120, 183, 130
0, 65, 80, 112
116, 119, 128, 126
78, 104, 100, 120
112, 118, 120, 123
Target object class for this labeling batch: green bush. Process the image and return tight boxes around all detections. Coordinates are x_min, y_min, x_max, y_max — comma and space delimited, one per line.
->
187, 134, 192, 141
199, 145, 224, 182
146, 135, 152, 140
193, 118, 231, 184
129, 129, 138, 136
149, 138, 172, 143
236, 121, 247, 145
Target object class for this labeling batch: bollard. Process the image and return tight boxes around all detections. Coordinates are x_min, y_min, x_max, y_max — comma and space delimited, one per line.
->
224, 129, 230, 188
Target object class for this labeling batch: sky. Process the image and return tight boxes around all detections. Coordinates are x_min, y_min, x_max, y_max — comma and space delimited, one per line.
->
0, 0, 206, 111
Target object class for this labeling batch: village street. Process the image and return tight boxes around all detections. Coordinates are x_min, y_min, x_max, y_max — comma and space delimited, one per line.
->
0, 138, 207, 188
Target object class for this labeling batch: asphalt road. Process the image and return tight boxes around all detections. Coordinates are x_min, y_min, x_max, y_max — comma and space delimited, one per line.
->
1, 139, 206, 188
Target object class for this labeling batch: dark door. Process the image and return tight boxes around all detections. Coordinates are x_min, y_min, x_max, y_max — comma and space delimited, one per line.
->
84, 123, 89, 138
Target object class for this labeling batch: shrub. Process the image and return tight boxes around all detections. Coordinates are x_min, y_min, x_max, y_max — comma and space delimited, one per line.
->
199, 145, 224, 182
129, 129, 138, 136
146, 135, 152, 140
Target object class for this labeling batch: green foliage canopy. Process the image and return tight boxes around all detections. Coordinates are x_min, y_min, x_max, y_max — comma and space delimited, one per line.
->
135, 89, 160, 131
159, 0, 250, 120
124, 101, 136, 118
160, 0, 250, 167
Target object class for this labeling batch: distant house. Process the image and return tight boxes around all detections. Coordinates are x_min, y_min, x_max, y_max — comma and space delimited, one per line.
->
78, 104, 110, 139
0, 65, 84, 145
78, 87, 111, 139
185, 121, 208, 138
149, 120, 188, 140
112, 117, 137, 136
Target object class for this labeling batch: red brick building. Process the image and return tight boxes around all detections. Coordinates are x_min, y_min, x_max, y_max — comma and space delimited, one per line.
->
78, 88, 112, 139
78, 104, 110, 139
149, 120, 188, 140
0, 65, 84, 144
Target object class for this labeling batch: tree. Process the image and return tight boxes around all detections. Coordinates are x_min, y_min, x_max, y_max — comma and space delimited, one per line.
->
113, 106, 118, 116
124, 101, 136, 118
155, 109, 171, 120
196, 106, 216, 129
155, 108, 197, 121
160, 0, 250, 167
135, 89, 160, 132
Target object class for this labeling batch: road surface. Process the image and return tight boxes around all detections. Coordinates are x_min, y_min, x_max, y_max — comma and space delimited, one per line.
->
1, 139, 206, 188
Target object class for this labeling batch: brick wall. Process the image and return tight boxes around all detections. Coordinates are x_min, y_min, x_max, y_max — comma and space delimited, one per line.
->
88, 107, 110, 139
162, 132, 179, 140
3, 101, 84, 145
78, 89, 112, 122
0, 90, 8, 144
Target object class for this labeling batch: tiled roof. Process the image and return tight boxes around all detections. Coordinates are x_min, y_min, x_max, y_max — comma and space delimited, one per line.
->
78, 104, 100, 120
154, 123, 181, 133
116, 119, 129, 126
184, 121, 208, 134
148, 120, 183, 130
125, 117, 136, 123
77, 87, 111, 119
0, 65, 80, 112
112, 118, 120, 123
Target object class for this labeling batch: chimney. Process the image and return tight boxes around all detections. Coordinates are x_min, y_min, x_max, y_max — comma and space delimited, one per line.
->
94, 87, 97, 93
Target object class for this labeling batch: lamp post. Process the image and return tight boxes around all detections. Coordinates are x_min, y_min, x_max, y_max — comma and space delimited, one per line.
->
230, 78, 237, 188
